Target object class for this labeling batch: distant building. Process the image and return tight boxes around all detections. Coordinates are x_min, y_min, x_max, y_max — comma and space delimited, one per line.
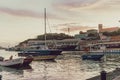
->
98, 24, 119, 33
99, 33, 110, 41
110, 35, 120, 41
74, 31, 87, 39
87, 29, 98, 34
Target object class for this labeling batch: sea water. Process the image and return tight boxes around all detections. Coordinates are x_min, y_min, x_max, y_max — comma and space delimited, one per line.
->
0, 50, 120, 80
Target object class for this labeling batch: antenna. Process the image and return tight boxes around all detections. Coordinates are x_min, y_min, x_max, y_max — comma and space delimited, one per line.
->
68, 27, 70, 34
44, 8, 47, 47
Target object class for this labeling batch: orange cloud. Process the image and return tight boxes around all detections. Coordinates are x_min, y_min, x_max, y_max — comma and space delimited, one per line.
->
55, 23, 96, 32
60, 26, 96, 32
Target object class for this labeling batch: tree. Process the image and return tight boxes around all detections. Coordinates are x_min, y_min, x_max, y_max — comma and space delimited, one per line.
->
37, 33, 74, 40
103, 29, 120, 36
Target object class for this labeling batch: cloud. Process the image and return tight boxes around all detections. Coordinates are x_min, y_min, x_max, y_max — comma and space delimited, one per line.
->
55, 23, 96, 32
53, 0, 101, 11
53, 0, 119, 12
0, 7, 63, 20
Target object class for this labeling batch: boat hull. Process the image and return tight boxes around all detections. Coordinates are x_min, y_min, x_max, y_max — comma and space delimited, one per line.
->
0, 58, 24, 68
18, 50, 62, 60
82, 54, 104, 61
32, 55, 58, 60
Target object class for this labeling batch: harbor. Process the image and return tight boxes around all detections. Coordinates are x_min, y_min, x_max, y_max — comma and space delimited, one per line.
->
0, 0, 120, 80
0, 50, 120, 80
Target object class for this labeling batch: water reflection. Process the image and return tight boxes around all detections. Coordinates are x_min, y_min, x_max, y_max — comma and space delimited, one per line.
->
0, 50, 120, 80
0, 65, 32, 74
0, 66, 23, 76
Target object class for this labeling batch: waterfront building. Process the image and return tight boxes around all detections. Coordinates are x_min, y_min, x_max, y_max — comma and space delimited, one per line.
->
87, 29, 98, 34
74, 31, 87, 40
99, 33, 110, 41
75, 29, 99, 40
110, 35, 120, 41
15, 38, 82, 51
98, 24, 119, 33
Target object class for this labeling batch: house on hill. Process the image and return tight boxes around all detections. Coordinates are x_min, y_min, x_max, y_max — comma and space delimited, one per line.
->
98, 24, 119, 33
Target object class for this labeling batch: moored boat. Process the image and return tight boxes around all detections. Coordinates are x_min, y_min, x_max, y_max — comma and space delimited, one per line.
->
0, 56, 33, 68
18, 49, 62, 60
0, 57, 24, 68
18, 8, 62, 60
82, 53, 104, 61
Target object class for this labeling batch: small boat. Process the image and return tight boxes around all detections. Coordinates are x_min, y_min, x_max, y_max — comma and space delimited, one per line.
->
0, 56, 33, 68
82, 53, 104, 61
0, 57, 24, 68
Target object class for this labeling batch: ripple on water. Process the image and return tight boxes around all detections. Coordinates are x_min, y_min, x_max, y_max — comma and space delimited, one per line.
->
0, 50, 120, 80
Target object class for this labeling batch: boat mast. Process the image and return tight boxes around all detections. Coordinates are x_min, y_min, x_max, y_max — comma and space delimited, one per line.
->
44, 8, 47, 47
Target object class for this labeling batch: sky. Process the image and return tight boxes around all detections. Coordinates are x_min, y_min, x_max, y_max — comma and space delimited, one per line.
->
0, 0, 120, 47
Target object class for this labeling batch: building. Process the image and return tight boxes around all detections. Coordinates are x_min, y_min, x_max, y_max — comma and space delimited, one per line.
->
74, 31, 87, 40
98, 24, 119, 33
87, 29, 98, 34
110, 35, 120, 41
15, 38, 82, 50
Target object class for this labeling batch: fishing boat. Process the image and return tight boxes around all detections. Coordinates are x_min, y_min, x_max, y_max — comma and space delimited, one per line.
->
18, 8, 62, 60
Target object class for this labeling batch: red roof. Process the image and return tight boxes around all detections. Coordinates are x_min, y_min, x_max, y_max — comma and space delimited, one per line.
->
100, 27, 119, 32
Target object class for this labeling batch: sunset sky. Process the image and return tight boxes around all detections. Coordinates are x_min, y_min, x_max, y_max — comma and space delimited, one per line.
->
0, 0, 120, 47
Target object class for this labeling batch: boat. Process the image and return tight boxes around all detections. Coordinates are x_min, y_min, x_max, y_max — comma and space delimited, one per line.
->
0, 57, 24, 68
0, 56, 33, 68
18, 48, 62, 60
18, 8, 62, 60
82, 41, 120, 61
82, 53, 104, 61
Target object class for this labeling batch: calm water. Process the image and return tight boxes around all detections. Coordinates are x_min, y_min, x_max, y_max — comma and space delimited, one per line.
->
0, 50, 120, 80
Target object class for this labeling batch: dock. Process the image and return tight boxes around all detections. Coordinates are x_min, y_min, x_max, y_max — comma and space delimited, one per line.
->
87, 68, 120, 80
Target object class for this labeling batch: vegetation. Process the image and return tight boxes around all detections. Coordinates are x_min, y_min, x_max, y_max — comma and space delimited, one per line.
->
87, 33, 100, 40
103, 29, 120, 36
37, 33, 74, 40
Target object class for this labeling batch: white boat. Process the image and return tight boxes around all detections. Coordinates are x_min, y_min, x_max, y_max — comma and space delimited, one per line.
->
0, 56, 33, 68
0, 57, 24, 68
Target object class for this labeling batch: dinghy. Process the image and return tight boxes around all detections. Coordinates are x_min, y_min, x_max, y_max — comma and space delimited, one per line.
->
0, 57, 24, 68
0, 56, 33, 68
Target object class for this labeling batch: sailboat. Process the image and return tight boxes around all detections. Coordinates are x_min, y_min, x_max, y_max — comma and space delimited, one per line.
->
18, 8, 62, 60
